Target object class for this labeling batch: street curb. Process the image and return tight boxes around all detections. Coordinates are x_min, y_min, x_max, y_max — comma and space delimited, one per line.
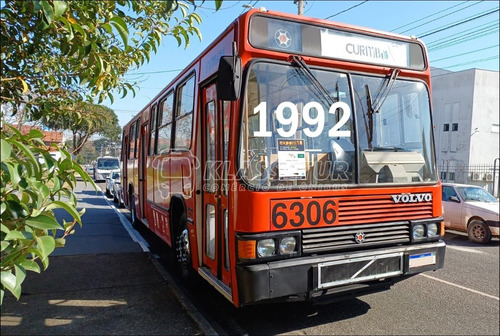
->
99, 186, 219, 336
148, 255, 219, 336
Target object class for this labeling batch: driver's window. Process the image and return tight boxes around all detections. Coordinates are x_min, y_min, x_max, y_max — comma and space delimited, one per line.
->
442, 186, 458, 202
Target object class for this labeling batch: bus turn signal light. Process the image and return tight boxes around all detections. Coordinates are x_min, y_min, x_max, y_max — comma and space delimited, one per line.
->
238, 240, 256, 260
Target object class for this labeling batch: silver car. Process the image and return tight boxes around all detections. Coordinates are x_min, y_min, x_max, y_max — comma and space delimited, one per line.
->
442, 183, 499, 244
105, 170, 120, 199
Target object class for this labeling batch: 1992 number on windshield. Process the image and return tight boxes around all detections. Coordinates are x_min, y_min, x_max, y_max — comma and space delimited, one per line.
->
254, 101, 351, 138
271, 198, 339, 229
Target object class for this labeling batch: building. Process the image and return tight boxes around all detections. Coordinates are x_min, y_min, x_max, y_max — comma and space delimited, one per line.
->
15, 124, 64, 146
431, 68, 499, 195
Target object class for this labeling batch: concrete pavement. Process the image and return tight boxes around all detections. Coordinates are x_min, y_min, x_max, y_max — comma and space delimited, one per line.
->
1, 182, 211, 335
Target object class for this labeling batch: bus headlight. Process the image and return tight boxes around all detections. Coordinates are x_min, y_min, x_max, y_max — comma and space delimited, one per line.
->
412, 224, 425, 240
427, 223, 439, 237
257, 239, 275, 257
279, 237, 296, 255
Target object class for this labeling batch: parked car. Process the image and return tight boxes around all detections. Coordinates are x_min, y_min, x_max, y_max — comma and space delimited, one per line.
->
442, 183, 499, 243
105, 170, 120, 199
112, 177, 124, 208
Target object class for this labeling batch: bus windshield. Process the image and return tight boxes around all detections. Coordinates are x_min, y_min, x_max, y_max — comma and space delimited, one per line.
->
239, 61, 437, 188
96, 158, 120, 170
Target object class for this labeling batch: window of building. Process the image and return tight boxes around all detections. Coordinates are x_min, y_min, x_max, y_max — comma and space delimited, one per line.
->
174, 75, 195, 150
452, 123, 458, 131
440, 171, 447, 181
443, 124, 449, 132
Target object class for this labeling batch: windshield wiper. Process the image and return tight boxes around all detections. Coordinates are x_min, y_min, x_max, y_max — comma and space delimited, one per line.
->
364, 68, 400, 149
374, 68, 400, 112
289, 55, 336, 108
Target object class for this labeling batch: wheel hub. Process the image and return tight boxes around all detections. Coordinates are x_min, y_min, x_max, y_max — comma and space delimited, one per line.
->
176, 229, 190, 265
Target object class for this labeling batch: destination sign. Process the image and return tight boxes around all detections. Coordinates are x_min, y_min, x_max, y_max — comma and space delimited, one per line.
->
249, 15, 426, 70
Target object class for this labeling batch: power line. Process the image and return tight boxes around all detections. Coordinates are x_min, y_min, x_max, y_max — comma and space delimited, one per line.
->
324, 0, 369, 20
430, 44, 499, 63
418, 7, 499, 38
427, 25, 499, 51
426, 19, 499, 48
443, 55, 499, 69
391, 1, 475, 33
124, 69, 183, 76
397, 1, 484, 34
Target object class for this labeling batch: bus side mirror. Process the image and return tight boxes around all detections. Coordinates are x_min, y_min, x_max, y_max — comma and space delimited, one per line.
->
216, 55, 241, 101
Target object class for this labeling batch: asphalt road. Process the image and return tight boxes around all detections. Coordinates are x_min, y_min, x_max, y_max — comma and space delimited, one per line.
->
101, 182, 499, 336
154, 232, 499, 336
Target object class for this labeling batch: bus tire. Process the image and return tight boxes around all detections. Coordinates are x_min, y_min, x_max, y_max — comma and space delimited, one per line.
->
467, 219, 491, 244
171, 204, 192, 269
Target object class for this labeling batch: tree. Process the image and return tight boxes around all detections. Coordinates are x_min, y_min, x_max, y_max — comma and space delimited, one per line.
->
1, 0, 222, 119
42, 102, 121, 155
1, 0, 223, 304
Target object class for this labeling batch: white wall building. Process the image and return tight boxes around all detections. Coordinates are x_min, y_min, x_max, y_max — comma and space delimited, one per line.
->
431, 68, 499, 194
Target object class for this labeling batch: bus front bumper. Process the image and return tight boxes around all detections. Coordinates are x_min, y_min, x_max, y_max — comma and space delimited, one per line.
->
236, 241, 445, 306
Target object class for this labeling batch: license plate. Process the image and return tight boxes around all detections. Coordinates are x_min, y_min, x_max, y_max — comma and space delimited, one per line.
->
409, 252, 436, 268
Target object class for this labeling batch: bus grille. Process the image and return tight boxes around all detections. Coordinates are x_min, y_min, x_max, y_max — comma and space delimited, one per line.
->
302, 221, 410, 254
302, 195, 433, 254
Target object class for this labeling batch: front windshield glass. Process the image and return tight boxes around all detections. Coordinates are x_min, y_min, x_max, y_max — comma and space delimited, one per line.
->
353, 75, 436, 183
457, 186, 498, 202
240, 62, 355, 188
97, 158, 120, 170
239, 61, 437, 189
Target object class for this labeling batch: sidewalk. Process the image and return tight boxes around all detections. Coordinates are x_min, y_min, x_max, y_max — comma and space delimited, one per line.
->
1, 182, 209, 335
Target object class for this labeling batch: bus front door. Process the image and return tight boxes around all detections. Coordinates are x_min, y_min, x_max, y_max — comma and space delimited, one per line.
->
201, 83, 231, 293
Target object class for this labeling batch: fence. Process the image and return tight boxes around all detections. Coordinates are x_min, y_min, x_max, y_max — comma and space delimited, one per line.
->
437, 164, 499, 197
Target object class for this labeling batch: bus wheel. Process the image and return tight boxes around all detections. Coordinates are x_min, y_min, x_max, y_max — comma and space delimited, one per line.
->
467, 219, 491, 244
175, 213, 191, 268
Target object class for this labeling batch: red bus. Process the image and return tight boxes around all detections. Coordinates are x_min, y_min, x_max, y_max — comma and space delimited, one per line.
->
121, 8, 445, 307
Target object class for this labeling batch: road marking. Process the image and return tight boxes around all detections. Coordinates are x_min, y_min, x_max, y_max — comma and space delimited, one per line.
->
419, 273, 499, 301
445, 245, 486, 254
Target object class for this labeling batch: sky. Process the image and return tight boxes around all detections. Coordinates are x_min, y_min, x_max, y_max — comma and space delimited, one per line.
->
107, 0, 499, 127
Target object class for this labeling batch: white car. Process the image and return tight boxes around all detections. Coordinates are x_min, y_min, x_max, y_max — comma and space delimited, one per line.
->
442, 183, 499, 244
112, 178, 124, 208
105, 170, 120, 199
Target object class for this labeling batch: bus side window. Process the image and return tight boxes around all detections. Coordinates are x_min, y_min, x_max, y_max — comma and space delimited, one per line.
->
174, 75, 195, 150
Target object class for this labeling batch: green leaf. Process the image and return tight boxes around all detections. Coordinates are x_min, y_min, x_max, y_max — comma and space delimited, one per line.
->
14, 265, 27, 290
1, 139, 12, 161
20, 260, 41, 273
27, 129, 44, 139
25, 214, 62, 230
9, 139, 40, 176
40, 0, 54, 26
53, 0, 67, 17
4, 230, 26, 240
101, 23, 113, 34
1, 271, 19, 299
45, 201, 82, 225
36, 236, 56, 260
1, 241, 9, 252
110, 16, 129, 49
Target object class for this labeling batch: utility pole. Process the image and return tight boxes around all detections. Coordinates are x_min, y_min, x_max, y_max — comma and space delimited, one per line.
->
294, 0, 304, 15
